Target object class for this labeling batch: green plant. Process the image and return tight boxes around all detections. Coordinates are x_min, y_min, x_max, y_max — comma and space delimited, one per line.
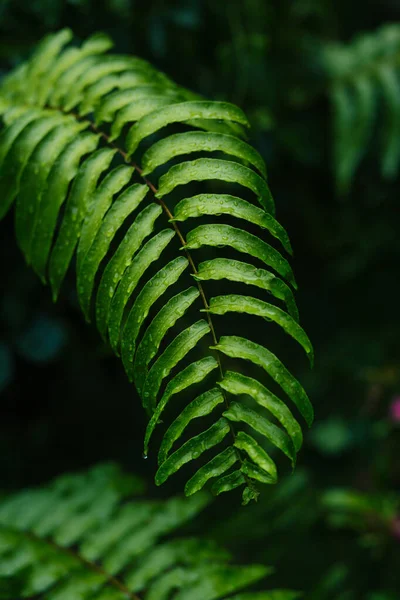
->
0, 29, 313, 503
323, 488, 399, 549
324, 23, 400, 192
0, 462, 300, 599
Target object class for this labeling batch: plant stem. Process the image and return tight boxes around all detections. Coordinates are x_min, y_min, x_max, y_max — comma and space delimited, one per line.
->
4, 527, 141, 600
90, 124, 223, 367
89, 123, 252, 484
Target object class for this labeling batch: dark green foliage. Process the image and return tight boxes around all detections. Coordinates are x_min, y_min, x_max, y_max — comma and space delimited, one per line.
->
0, 462, 299, 600
323, 487, 399, 548
0, 30, 313, 502
0, 2, 400, 599
324, 24, 400, 192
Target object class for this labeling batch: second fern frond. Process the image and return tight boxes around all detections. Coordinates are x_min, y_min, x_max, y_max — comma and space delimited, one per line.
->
0, 463, 300, 599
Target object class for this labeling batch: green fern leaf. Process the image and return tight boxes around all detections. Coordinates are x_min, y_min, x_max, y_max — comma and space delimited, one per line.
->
156, 158, 274, 213
0, 463, 300, 599
213, 337, 313, 426
0, 29, 314, 503
194, 259, 299, 321
172, 194, 292, 254
141, 132, 267, 178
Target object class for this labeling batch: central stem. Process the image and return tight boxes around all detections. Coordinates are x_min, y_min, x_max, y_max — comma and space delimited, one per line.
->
89, 122, 252, 488
91, 124, 223, 371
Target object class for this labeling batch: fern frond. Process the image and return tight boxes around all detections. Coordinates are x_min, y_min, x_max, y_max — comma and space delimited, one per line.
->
0, 463, 300, 600
0, 29, 313, 503
324, 23, 400, 191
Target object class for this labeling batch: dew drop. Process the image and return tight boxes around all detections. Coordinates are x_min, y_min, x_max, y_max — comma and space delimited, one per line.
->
142, 453, 148, 460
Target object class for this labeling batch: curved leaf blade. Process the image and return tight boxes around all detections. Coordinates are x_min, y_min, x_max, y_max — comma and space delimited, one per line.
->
213, 336, 314, 426
107, 229, 175, 354
158, 388, 225, 465
16, 119, 89, 261
207, 295, 312, 364
134, 287, 200, 394
234, 431, 277, 482
30, 131, 100, 280
126, 101, 250, 156
95, 202, 163, 340
142, 131, 267, 177
186, 225, 296, 288
121, 257, 190, 381
77, 183, 148, 321
195, 259, 299, 321
172, 194, 292, 255
110, 96, 179, 141
95, 84, 179, 125
212, 470, 246, 496
223, 401, 296, 465
157, 158, 275, 215
140, 319, 211, 413
220, 371, 303, 453
184, 446, 238, 496
49, 147, 116, 300
0, 113, 71, 221
77, 164, 134, 274
155, 418, 230, 486
144, 356, 218, 451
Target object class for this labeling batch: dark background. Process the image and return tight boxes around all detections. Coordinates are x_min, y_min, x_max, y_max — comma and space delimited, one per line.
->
0, 1, 399, 597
